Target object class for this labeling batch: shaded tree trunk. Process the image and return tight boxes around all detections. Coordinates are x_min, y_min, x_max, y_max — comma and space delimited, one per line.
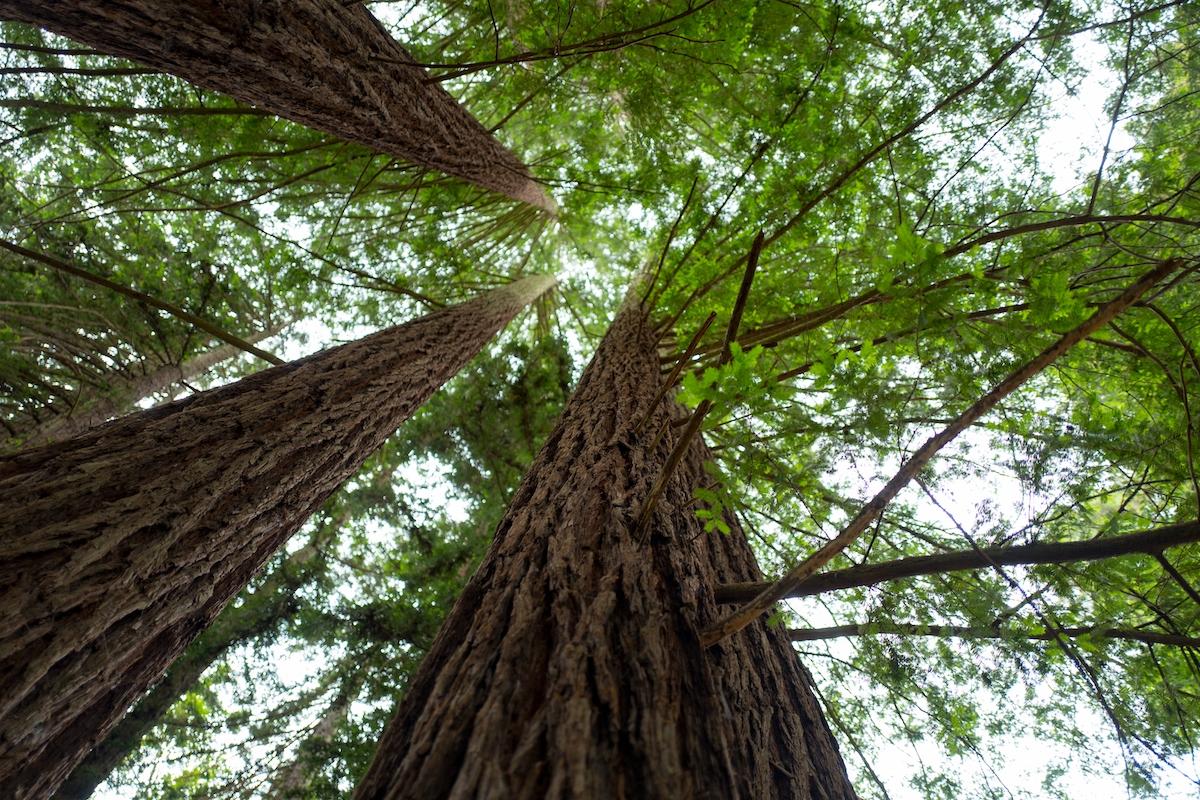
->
52, 506, 346, 800
12, 323, 286, 451
0, 275, 555, 799
0, 1, 553, 209
355, 302, 856, 799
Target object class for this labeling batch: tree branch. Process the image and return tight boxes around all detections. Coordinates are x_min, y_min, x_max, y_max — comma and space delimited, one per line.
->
635, 232, 764, 541
716, 520, 1200, 603
787, 622, 1200, 649
701, 259, 1181, 646
0, 240, 284, 366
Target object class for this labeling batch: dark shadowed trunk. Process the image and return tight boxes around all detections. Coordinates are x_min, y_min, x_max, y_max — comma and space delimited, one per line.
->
0, 1, 553, 209
11, 324, 286, 451
355, 301, 856, 799
0, 275, 554, 799
52, 505, 347, 800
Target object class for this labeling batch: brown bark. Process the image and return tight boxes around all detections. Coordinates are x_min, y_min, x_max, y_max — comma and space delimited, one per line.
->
0, 275, 554, 799
52, 511, 342, 800
10, 324, 286, 451
355, 302, 855, 800
0, 1, 552, 210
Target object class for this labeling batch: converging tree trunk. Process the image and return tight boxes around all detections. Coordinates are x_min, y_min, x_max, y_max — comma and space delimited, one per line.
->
52, 506, 347, 800
355, 302, 856, 799
0, 275, 554, 799
11, 323, 286, 451
0, 1, 553, 209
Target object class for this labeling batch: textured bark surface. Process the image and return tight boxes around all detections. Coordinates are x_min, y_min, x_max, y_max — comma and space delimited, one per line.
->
53, 513, 339, 800
356, 304, 856, 800
0, 275, 554, 799
11, 326, 284, 452
0, 1, 552, 209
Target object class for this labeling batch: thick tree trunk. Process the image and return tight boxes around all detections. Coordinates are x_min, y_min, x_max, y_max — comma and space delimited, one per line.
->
355, 302, 856, 799
0, 275, 554, 799
0, 1, 552, 210
11, 323, 285, 451
52, 508, 344, 800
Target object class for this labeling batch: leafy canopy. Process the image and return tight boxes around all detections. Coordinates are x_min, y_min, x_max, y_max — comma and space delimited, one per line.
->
2, 0, 1199, 797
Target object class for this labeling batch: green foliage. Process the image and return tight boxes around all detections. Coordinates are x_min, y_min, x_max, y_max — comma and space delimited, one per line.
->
3, 0, 1200, 798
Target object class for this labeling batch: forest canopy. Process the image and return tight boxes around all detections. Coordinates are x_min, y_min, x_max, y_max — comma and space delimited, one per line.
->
1, 0, 1198, 798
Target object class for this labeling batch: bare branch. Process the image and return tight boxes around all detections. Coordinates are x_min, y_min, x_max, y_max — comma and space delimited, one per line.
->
0, 240, 284, 366
716, 520, 1200, 603
788, 622, 1200, 649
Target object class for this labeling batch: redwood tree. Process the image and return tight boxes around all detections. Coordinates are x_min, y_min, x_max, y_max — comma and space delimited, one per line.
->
0, 274, 554, 799
52, 501, 351, 800
355, 301, 857, 799
3, 0, 1199, 795
0, 0, 553, 209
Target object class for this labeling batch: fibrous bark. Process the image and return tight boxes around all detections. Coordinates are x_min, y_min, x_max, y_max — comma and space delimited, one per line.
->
356, 302, 855, 799
52, 510, 343, 800
0, 1, 553, 210
10, 324, 285, 451
0, 275, 554, 799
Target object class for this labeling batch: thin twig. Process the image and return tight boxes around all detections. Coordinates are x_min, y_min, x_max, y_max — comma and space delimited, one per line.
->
1156, 553, 1200, 609
635, 311, 716, 434
0, 240, 284, 366
643, 176, 700, 305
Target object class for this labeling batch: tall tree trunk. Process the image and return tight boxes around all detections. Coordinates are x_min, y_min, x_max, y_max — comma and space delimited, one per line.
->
11, 323, 286, 451
0, 1, 553, 210
355, 302, 856, 799
52, 505, 346, 800
0, 275, 555, 799
268, 674, 361, 800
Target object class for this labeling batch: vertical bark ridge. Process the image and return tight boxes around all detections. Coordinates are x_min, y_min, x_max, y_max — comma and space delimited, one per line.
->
0, 1, 553, 210
0, 275, 555, 799
52, 507, 345, 800
355, 303, 856, 799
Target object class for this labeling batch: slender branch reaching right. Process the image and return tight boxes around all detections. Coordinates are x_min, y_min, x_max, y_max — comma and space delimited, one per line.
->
701, 259, 1182, 646
715, 520, 1200, 603
787, 622, 1200, 649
